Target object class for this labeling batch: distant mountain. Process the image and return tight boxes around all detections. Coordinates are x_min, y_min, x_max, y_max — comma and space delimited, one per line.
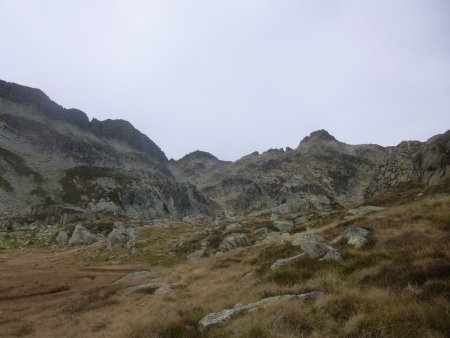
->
172, 129, 450, 215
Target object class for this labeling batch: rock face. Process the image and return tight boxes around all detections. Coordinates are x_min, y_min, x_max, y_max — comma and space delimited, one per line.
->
198, 291, 325, 330
68, 224, 100, 247
0, 79, 213, 220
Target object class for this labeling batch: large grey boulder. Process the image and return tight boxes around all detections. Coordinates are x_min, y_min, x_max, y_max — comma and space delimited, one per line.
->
219, 233, 252, 252
55, 231, 68, 247
198, 291, 325, 330
273, 220, 293, 233
300, 240, 330, 258
68, 224, 100, 247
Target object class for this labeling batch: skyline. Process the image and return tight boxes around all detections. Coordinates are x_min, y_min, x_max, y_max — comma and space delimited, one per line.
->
1, 0, 449, 160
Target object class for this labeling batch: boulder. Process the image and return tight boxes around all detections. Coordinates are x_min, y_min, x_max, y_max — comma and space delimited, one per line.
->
55, 231, 68, 247
331, 225, 370, 248
255, 227, 269, 238
300, 240, 330, 258
273, 220, 293, 233
198, 291, 325, 330
68, 225, 100, 247
292, 233, 324, 246
219, 233, 252, 252
347, 235, 368, 249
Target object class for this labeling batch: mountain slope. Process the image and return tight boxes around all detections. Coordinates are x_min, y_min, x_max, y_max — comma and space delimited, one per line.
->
0, 80, 212, 220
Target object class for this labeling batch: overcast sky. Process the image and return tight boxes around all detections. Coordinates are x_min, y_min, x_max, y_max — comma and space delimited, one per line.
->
0, 1, 449, 160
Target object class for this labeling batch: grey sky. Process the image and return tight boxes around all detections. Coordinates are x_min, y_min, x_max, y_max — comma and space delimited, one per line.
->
0, 0, 449, 161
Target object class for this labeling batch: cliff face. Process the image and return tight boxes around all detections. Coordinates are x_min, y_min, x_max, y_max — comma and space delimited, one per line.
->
0, 80, 212, 220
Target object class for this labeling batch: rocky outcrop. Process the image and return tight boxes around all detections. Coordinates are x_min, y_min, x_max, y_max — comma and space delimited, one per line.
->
198, 291, 325, 330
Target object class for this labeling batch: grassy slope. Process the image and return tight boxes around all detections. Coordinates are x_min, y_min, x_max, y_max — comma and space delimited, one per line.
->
0, 183, 449, 338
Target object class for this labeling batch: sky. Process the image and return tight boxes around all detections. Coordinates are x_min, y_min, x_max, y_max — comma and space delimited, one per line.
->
0, 0, 449, 161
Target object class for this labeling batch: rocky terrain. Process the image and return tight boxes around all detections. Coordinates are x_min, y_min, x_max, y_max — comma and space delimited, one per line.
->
0, 79, 449, 337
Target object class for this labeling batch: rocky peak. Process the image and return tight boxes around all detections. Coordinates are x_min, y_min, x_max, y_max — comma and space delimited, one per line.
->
178, 150, 220, 162
90, 118, 167, 163
0, 79, 90, 129
299, 129, 337, 145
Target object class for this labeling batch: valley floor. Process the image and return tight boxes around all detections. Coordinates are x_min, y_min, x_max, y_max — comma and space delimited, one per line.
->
0, 184, 449, 338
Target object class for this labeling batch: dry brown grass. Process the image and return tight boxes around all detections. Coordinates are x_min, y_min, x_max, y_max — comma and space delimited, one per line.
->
0, 186, 449, 337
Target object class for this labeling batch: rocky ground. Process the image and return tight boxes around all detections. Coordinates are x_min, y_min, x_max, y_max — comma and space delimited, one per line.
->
0, 182, 449, 337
